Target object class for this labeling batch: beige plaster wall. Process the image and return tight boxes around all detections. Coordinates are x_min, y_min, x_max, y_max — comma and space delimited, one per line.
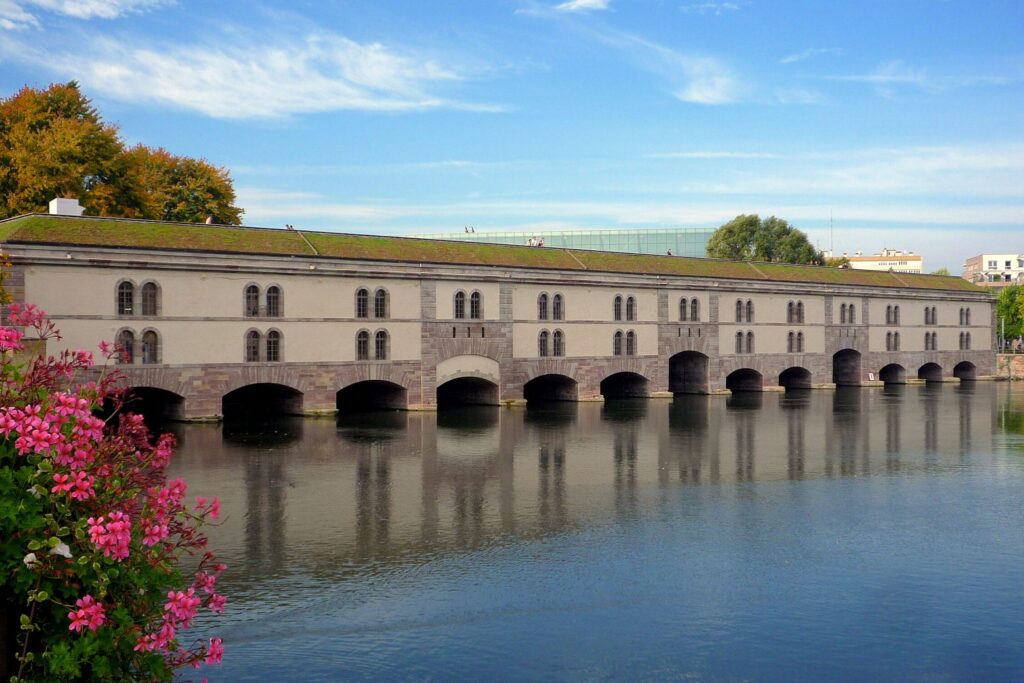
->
512, 285, 658, 322
512, 323, 658, 358
718, 325, 824, 355
720, 293, 825, 325
434, 282, 501, 320
666, 290, 711, 322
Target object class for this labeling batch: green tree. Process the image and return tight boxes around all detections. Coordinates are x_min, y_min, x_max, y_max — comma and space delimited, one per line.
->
0, 82, 243, 224
932, 267, 951, 276
825, 255, 851, 268
996, 285, 1023, 342
706, 214, 823, 264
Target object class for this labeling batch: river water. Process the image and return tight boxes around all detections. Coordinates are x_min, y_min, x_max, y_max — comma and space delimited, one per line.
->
168, 383, 1024, 681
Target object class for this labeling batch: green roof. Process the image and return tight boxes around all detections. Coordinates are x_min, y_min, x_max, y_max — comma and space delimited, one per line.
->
0, 214, 986, 294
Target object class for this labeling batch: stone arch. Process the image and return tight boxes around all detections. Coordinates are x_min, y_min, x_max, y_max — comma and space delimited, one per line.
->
523, 374, 578, 403
222, 382, 304, 418
336, 380, 407, 414
879, 364, 906, 385
669, 351, 709, 394
917, 362, 943, 383
953, 361, 977, 381
778, 366, 812, 390
122, 386, 185, 421
437, 377, 500, 408
726, 368, 763, 393
832, 349, 862, 386
600, 371, 649, 399
436, 354, 500, 387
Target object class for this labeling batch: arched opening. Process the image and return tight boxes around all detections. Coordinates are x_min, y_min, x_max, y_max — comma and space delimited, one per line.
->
600, 372, 649, 399
879, 364, 906, 385
669, 351, 709, 394
832, 349, 862, 386
953, 361, 977, 381
437, 377, 499, 408
524, 374, 578, 403
336, 380, 407, 414
222, 383, 303, 419
778, 366, 812, 390
122, 387, 185, 422
917, 362, 943, 383
726, 368, 763, 393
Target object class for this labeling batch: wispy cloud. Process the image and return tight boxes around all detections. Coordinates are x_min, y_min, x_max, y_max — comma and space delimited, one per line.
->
0, 30, 502, 118
680, 1, 742, 15
779, 47, 843, 65
828, 60, 1019, 96
0, 0, 166, 28
555, 0, 609, 12
645, 151, 782, 160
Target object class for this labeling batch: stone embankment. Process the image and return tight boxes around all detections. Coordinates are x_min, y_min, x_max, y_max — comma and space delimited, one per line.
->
997, 354, 1024, 380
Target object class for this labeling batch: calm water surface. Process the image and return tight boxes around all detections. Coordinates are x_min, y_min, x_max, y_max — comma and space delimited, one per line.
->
168, 383, 1024, 682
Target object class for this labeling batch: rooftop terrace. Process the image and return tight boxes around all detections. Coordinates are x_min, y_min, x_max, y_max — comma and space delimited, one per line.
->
0, 214, 985, 293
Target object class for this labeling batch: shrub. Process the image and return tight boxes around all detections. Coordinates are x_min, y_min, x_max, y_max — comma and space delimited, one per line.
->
0, 303, 224, 681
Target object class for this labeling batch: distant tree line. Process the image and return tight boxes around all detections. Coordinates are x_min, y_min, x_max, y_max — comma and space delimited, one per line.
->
0, 82, 242, 224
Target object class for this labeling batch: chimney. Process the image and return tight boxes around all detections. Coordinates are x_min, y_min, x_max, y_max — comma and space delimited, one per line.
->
48, 198, 84, 217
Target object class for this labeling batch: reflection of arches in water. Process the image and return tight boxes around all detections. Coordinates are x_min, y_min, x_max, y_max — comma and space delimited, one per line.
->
778, 367, 812, 390
953, 361, 977, 381
123, 386, 185, 422
726, 392, 763, 410
733, 410, 755, 481
437, 377, 499, 408
726, 368, 763, 393
523, 374, 578, 403
669, 396, 711, 483
917, 362, 943, 383
830, 388, 863, 477
537, 444, 566, 528
355, 444, 391, 553
336, 381, 407, 414
222, 383, 303, 419
613, 429, 638, 517
786, 402, 805, 479
921, 384, 941, 454
436, 405, 499, 431
958, 383, 972, 455
336, 410, 406, 444
600, 372, 649, 399
669, 351, 709, 394
601, 397, 648, 422
222, 415, 304, 447
883, 387, 902, 472
524, 401, 578, 428
243, 449, 287, 577
879, 364, 907, 385
832, 349, 861, 386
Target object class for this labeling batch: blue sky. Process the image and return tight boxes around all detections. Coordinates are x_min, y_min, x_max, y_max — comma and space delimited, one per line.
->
1, 0, 1022, 270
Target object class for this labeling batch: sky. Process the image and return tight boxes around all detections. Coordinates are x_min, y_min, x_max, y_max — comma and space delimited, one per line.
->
1, 0, 1022, 272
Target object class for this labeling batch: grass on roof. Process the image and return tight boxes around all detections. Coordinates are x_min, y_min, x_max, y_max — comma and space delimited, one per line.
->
0, 214, 988, 294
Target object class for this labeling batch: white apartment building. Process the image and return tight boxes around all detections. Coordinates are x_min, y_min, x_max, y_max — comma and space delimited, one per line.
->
825, 248, 923, 274
963, 253, 1024, 288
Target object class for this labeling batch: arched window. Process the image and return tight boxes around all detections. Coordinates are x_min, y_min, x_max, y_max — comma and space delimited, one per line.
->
848, 303, 855, 324
735, 331, 744, 354
797, 331, 804, 353
625, 330, 636, 355
959, 307, 965, 326
893, 332, 900, 351
840, 303, 848, 324
690, 299, 699, 322
614, 296, 623, 321
355, 288, 369, 318
117, 329, 135, 364
626, 296, 636, 321
787, 301, 795, 323
538, 330, 549, 357
679, 297, 688, 322
141, 282, 158, 316
454, 291, 466, 319
931, 307, 937, 325
553, 330, 564, 357
787, 331, 794, 353
141, 330, 159, 364
374, 330, 389, 360
796, 301, 804, 324
613, 330, 623, 356
886, 332, 893, 351
886, 305, 893, 325
356, 330, 370, 360
552, 293, 564, 321
965, 308, 971, 326
735, 299, 743, 323
266, 330, 282, 362
244, 284, 260, 318
746, 330, 754, 354
117, 281, 135, 316
893, 305, 900, 325
245, 330, 261, 362
932, 332, 938, 350
374, 289, 388, 318
965, 332, 971, 350
924, 307, 930, 325
745, 300, 754, 323
266, 286, 282, 318
470, 291, 482, 319
538, 293, 549, 320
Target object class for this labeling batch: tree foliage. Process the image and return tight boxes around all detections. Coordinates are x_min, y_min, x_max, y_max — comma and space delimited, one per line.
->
0, 83, 242, 224
996, 285, 1023, 341
706, 214, 823, 264
825, 256, 851, 268
931, 267, 951, 276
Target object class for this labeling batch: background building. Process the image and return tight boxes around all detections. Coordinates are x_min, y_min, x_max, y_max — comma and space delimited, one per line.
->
415, 227, 715, 257
963, 253, 1024, 288
825, 248, 923, 274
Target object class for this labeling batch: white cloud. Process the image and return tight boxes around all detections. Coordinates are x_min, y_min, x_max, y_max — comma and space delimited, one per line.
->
0, 0, 36, 29
555, 0, 609, 11
0, 31, 502, 118
779, 47, 843, 65
645, 151, 783, 160
680, 1, 742, 15
828, 60, 1019, 96
0, 0, 165, 28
